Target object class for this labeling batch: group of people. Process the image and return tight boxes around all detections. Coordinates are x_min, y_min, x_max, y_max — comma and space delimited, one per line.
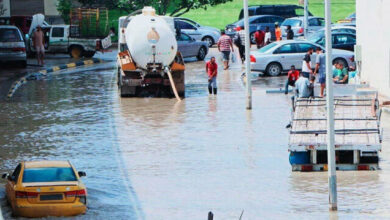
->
206, 22, 299, 95
285, 47, 350, 98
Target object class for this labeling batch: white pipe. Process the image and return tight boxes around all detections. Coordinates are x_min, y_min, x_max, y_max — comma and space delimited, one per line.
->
325, 0, 337, 211
166, 67, 181, 101
243, 0, 252, 110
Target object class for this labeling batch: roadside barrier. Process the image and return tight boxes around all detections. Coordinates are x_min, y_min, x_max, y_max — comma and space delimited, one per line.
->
7, 58, 103, 98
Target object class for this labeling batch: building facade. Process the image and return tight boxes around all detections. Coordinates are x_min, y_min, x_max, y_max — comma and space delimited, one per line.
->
0, 0, 60, 17
356, 0, 390, 96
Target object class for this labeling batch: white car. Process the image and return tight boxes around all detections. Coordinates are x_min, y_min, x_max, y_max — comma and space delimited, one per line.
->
250, 40, 355, 76
281, 16, 325, 39
0, 25, 27, 67
174, 18, 220, 47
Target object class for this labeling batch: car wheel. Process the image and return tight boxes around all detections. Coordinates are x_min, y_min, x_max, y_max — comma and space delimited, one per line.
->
69, 46, 84, 58
250, 32, 256, 44
197, 46, 207, 61
202, 36, 214, 47
266, 62, 282, 76
333, 58, 348, 69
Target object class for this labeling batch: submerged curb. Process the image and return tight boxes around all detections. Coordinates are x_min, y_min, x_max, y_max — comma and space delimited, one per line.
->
7, 58, 103, 99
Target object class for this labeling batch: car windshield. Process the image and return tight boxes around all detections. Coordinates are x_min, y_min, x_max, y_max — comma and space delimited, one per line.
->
282, 19, 302, 27
233, 19, 244, 27
0, 28, 22, 42
307, 32, 324, 43
23, 167, 77, 182
258, 42, 278, 53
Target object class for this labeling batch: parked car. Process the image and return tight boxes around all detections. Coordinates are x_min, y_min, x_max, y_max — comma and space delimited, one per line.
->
174, 18, 220, 47
250, 40, 354, 76
225, 15, 285, 43
308, 26, 356, 38
308, 32, 356, 51
281, 16, 325, 39
338, 12, 356, 23
0, 25, 27, 67
238, 4, 313, 20
2, 161, 87, 218
177, 33, 208, 61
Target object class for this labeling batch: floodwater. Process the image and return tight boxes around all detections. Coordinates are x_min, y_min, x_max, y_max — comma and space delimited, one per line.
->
0, 48, 390, 219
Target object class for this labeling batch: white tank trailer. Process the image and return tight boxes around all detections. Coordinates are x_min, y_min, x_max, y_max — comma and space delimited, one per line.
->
117, 7, 185, 97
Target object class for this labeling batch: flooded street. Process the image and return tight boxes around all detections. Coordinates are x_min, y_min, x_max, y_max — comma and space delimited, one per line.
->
1, 48, 390, 219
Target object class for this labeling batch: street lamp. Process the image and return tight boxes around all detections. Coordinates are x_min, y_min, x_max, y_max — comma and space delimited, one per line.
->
243, 0, 252, 110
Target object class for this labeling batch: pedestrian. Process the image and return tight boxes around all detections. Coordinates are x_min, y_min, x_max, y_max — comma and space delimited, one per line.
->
285, 65, 300, 94
295, 72, 315, 98
238, 27, 247, 63
206, 56, 218, 95
33, 25, 45, 66
286, 25, 294, 40
275, 22, 282, 41
264, 26, 271, 45
302, 47, 314, 78
333, 62, 349, 84
314, 47, 326, 97
254, 27, 265, 49
217, 30, 234, 70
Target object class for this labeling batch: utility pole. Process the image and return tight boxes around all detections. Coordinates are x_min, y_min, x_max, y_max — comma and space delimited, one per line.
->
304, 0, 309, 38
324, 0, 337, 211
243, 0, 252, 110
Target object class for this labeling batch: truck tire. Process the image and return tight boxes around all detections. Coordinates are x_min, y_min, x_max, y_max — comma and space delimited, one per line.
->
84, 51, 95, 58
69, 46, 84, 58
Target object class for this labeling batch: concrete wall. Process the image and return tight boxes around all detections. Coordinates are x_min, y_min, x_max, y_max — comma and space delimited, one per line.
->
44, 0, 59, 16
356, 0, 390, 95
0, 0, 10, 17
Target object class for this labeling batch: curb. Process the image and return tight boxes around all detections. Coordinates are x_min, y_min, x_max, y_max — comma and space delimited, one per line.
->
7, 58, 103, 99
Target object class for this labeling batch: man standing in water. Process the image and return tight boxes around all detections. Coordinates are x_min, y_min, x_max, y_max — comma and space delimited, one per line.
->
32, 25, 45, 66
206, 57, 218, 95
217, 30, 234, 70
314, 47, 326, 97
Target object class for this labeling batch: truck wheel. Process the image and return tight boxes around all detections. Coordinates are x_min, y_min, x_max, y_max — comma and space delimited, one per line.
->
69, 46, 84, 58
84, 51, 95, 58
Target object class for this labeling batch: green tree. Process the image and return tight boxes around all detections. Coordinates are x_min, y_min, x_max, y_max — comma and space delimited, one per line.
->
57, 0, 73, 23
117, 0, 232, 16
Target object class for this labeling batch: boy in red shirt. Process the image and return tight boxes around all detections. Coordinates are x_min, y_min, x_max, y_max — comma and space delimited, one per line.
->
285, 65, 300, 94
206, 57, 218, 95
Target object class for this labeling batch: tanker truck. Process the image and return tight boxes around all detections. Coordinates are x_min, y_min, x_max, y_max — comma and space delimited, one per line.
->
117, 7, 185, 98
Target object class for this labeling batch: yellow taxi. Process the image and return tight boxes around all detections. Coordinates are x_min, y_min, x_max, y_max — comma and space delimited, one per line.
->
2, 161, 87, 217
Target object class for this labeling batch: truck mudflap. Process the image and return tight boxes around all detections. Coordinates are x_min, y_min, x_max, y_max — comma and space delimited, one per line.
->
291, 164, 379, 172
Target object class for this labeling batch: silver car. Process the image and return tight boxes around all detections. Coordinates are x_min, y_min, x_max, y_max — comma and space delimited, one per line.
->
0, 25, 27, 67
175, 18, 220, 47
281, 16, 325, 39
250, 40, 354, 76
177, 33, 209, 61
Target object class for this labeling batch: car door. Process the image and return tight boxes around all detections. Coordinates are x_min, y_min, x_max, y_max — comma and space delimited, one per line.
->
296, 43, 317, 69
177, 33, 192, 58
6, 163, 22, 206
177, 20, 202, 41
49, 27, 68, 52
273, 43, 299, 70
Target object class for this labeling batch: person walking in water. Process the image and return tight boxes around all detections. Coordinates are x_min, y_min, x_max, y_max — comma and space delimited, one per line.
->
238, 27, 247, 63
206, 57, 218, 95
32, 25, 45, 66
275, 22, 282, 41
217, 30, 234, 70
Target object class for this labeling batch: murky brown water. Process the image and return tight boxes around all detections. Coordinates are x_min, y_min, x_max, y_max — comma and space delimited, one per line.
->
0, 49, 390, 219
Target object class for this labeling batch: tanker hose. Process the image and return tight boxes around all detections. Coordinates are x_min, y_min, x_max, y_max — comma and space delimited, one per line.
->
165, 67, 181, 101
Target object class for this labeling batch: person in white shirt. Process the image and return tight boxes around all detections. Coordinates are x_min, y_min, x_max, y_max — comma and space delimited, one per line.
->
264, 26, 271, 45
301, 47, 314, 78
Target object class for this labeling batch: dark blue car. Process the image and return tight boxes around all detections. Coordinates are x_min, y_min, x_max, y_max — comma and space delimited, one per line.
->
225, 15, 285, 43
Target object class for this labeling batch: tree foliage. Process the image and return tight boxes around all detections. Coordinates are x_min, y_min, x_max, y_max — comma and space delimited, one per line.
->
57, 0, 73, 23
62, 0, 232, 17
